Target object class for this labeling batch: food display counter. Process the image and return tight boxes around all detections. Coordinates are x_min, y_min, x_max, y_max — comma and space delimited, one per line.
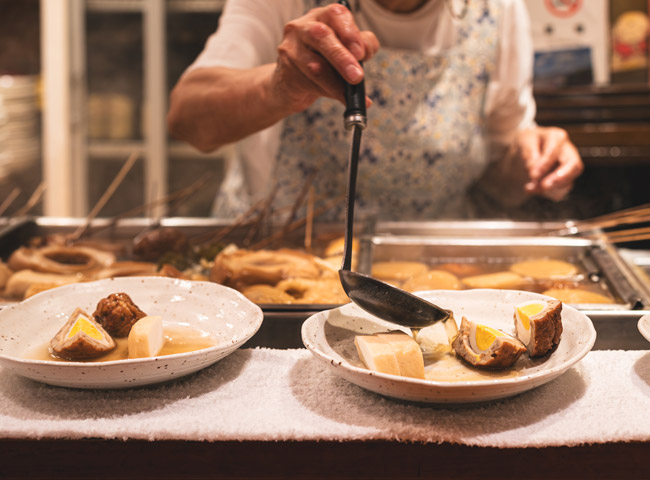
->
1, 217, 650, 479
2, 217, 650, 349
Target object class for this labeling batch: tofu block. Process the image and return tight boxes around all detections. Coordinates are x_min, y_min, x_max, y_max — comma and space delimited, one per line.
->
355, 332, 425, 379
377, 332, 425, 379
354, 335, 401, 376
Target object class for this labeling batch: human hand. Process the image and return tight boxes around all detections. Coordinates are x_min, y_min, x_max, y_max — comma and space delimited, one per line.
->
272, 3, 379, 113
514, 127, 584, 201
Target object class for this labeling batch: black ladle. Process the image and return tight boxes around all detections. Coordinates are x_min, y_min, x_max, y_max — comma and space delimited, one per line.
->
336, 12, 450, 328
337, 137, 451, 327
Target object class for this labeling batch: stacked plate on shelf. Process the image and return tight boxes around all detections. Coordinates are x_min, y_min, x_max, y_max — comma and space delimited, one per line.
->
0, 75, 41, 178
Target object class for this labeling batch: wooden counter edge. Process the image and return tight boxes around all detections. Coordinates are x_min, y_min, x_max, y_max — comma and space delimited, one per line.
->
1, 438, 648, 479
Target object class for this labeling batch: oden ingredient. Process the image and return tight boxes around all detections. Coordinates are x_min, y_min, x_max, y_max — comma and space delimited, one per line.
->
452, 317, 526, 369
514, 299, 563, 357
355, 331, 425, 379
50, 307, 116, 360
93, 292, 147, 337
128, 316, 164, 359
414, 315, 459, 360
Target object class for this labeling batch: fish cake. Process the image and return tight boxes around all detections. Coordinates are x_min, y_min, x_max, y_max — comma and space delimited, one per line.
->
510, 259, 578, 280
371, 261, 429, 282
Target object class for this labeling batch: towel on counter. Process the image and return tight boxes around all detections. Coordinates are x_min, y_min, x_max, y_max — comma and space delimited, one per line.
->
2, 349, 650, 447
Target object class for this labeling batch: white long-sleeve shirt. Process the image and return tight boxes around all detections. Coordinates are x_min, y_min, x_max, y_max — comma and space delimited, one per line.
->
186, 0, 536, 210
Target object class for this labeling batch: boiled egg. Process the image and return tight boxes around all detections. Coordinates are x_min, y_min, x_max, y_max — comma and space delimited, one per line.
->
50, 307, 116, 360
451, 317, 526, 369
514, 299, 563, 357
514, 300, 548, 346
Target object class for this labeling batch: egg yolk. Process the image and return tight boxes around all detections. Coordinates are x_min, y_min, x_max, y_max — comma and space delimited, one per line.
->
475, 324, 503, 351
66, 315, 103, 340
516, 302, 546, 331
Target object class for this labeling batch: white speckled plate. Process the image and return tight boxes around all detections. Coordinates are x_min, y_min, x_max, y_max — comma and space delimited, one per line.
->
638, 314, 650, 343
302, 289, 596, 403
0, 277, 263, 389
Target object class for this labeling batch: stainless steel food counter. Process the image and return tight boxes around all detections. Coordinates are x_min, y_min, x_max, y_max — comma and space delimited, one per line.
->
2, 217, 650, 350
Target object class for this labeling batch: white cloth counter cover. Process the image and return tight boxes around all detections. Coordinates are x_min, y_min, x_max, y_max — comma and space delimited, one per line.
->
2, 349, 650, 447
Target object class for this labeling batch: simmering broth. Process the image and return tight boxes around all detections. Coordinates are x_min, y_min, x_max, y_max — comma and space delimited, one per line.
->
28, 324, 217, 362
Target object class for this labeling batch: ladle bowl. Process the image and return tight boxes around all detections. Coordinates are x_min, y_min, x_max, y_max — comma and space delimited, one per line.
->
338, 269, 451, 328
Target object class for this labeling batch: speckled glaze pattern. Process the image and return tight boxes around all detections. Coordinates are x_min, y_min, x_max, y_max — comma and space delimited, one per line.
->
638, 314, 650, 343
301, 289, 597, 403
0, 277, 263, 389
273, 0, 500, 220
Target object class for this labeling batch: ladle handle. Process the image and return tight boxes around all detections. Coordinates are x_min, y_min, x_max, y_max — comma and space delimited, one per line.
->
339, 0, 367, 131
342, 126, 362, 272
338, 0, 366, 273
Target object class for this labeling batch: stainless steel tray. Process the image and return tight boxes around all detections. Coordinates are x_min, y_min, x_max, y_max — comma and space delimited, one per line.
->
359, 234, 648, 311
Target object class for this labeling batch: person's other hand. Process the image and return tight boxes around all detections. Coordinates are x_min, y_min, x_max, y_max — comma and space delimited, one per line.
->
272, 3, 379, 113
514, 127, 584, 201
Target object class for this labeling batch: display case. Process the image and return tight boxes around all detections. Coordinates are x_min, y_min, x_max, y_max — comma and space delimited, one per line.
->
40, 0, 230, 219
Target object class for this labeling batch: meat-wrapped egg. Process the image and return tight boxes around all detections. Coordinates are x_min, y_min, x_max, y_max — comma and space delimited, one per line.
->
452, 317, 526, 369
50, 307, 116, 360
514, 299, 563, 357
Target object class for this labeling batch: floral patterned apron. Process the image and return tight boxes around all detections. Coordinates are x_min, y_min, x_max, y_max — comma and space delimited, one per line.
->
271, 0, 500, 221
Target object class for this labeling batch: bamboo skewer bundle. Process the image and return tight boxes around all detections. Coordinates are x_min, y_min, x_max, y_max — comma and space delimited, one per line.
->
549, 203, 650, 244
69, 152, 140, 242
250, 193, 345, 250
188, 170, 340, 251
602, 226, 650, 244
13, 182, 46, 217
304, 186, 315, 252
0, 187, 21, 216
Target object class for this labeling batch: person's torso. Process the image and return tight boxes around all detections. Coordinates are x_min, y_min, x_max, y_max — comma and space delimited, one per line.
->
272, 0, 502, 221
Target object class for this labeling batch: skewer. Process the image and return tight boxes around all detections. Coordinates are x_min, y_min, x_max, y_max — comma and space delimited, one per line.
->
304, 186, 315, 252
243, 183, 279, 246
283, 169, 318, 230
13, 182, 46, 217
189, 183, 335, 248
166, 172, 217, 215
548, 203, 650, 236
0, 187, 21, 216
250, 193, 344, 250
76, 174, 214, 240
69, 152, 139, 242
190, 196, 271, 246
275, 170, 319, 245
603, 226, 650, 244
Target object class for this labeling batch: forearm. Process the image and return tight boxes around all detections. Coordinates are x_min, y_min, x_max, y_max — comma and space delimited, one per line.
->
167, 64, 290, 152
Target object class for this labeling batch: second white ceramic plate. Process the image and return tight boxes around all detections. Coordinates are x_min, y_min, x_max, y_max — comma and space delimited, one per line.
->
638, 314, 650, 343
0, 277, 263, 389
302, 289, 596, 403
